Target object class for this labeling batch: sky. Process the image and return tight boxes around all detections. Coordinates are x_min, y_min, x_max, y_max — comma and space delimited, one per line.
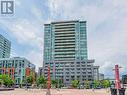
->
0, 0, 127, 78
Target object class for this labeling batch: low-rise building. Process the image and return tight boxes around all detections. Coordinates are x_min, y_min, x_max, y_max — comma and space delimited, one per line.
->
38, 67, 43, 77
0, 57, 35, 85
42, 59, 99, 86
93, 66, 99, 80
99, 73, 104, 80
122, 74, 127, 87
122, 74, 127, 84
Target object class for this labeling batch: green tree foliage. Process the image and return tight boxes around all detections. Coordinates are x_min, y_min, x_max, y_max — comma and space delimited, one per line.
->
0, 79, 3, 85
93, 80, 100, 88
20, 80, 25, 88
101, 79, 111, 88
51, 79, 63, 88
36, 76, 46, 88
26, 75, 33, 84
85, 80, 90, 89
51, 79, 57, 88
0, 74, 14, 87
71, 80, 79, 88
57, 79, 63, 88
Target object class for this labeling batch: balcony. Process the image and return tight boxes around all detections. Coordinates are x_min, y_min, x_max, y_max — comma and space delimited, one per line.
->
55, 31, 75, 35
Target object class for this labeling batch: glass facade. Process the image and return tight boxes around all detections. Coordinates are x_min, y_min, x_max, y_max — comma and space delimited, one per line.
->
0, 34, 11, 58
42, 21, 99, 86
44, 20, 87, 62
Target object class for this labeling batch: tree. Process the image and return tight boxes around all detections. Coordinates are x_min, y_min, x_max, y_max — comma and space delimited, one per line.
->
26, 69, 36, 86
4, 77, 14, 87
0, 79, 3, 86
93, 80, 100, 88
36, 76, 46, 88
57, 79, 63, 88
20, 80, 25, 88
0, 74, 14, 87
71, 80, 79, 88
101, 79, 111, 88
0, 75, 3, 86
26, 75, 33, 85
85, 80, 90, 89
51, 80, 57, 88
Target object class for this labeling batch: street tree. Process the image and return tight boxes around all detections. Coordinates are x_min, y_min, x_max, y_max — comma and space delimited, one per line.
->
36, 76, 46, 88
71, 80, 79, 88
51, 79, 57, 88
26, 75, 33, 85
0, 74, 14, 87
85, 80, 90, 89
101, 79, 111, 88
93, 80, 100, 88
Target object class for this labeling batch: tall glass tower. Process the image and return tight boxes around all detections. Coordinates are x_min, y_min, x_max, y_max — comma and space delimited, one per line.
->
44, 20, 87, 62
0, 34, 11, 58
43, 20, 98, 86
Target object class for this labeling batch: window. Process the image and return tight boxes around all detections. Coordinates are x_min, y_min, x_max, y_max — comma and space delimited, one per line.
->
15, 63, 17, 68
66, 79, 69, 81
22, 64, 24, 68
19, 69, 21, 74
12, 63, 14, 67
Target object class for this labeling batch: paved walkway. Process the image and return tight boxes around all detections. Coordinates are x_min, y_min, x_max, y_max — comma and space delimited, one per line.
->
0, 88, 126, 95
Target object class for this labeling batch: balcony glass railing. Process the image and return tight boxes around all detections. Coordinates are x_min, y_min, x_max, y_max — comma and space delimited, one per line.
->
54, 23, 75, 26
55, 31, 75, 34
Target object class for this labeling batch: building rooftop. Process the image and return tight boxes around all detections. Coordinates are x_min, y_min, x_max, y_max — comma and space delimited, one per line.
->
0, 57, 35, 67
44, 20, 86, 25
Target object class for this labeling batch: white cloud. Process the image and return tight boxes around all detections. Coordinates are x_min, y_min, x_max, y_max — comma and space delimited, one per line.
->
1, 19, 44, 70
10, 49, 19, 57
0, 19, 43, 49
31, 7, 44, 23
25, 50, 43, 72
0, 0, 45, 71
47, 0, 127, 76
100, 61, 125, 78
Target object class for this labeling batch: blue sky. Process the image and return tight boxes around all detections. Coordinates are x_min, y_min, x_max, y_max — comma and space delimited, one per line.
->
0, 0, 127, 78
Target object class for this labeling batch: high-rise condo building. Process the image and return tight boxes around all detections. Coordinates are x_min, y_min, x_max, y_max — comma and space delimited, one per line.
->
0, 34, 11, 58
44, 20, 87, 62
42, 20, 99, 86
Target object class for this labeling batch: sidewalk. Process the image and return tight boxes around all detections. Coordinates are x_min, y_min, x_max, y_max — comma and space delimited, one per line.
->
0, 88, 126, 95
